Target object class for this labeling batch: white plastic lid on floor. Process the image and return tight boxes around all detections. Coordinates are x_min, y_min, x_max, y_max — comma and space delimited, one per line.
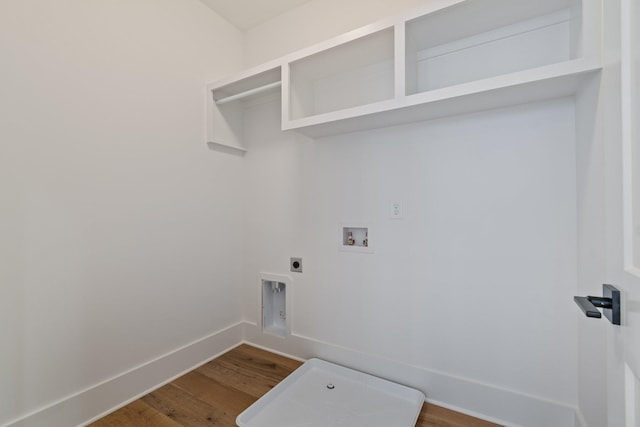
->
236, 358, 425, 427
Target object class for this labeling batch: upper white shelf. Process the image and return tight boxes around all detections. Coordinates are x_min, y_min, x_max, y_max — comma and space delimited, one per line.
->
288, 26, 395, 120
284, 59, 600, 138
206, 0, 602, 149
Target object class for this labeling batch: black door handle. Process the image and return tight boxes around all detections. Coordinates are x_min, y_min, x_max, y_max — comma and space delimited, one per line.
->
574, 296, 602, 318
574, 284, 620, 325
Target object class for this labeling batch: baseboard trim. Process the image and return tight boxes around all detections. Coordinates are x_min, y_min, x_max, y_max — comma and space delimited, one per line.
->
3, 321, 245, 427
242, 322, 579, 427
574, 408, 588, 427
4, 320, 581, 427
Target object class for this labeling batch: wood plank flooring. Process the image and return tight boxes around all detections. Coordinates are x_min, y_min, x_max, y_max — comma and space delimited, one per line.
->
89, 344, 501, 427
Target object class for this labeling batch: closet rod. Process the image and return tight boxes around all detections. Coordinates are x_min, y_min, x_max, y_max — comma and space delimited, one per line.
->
214, 81, 282, 105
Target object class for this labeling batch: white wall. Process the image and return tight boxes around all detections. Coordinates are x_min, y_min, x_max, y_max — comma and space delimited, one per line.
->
0, 1, 600, 425
0, 1, 244, 425
240, 94, 580, 425
243, 0, 428, 67
239, 1, 584, 425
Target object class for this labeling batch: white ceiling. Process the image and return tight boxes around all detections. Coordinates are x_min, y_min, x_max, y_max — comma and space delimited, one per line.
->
199, 0, 312, 30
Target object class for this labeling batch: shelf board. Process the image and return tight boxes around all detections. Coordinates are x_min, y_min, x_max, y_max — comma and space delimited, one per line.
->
206, 141, 247, 155
282, 58, 602, 138
209, 65, 281, 101
207, 0, 602, 150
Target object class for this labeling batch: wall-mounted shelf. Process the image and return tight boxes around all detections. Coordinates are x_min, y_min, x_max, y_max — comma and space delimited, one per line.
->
206, 0, 602, 149
288, 27, 395, 120
207, 65, 281, 152
284, 59, 600, 138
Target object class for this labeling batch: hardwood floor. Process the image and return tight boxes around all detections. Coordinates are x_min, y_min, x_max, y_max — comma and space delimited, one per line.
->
89, 344, 501, 427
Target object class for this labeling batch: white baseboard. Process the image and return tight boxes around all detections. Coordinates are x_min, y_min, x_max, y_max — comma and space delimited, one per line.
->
4, 320, 580, 427
242, 322, 579, 427
574, 408, 588, 427
3, 322, 245, 427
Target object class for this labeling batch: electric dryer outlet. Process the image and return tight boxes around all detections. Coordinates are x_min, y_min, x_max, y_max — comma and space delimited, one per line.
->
290, 257, 302, 273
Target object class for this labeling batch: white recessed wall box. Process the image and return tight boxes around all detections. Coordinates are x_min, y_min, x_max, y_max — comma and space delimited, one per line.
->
259, 273, 293, 338
339, 223, 373, 254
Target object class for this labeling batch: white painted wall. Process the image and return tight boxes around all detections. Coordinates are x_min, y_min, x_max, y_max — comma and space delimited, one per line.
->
0, 0, 606, 425
0, 1, 244, 425
239, 1, 586, 425
240, 93, 580, 425
243, 0, 429, 67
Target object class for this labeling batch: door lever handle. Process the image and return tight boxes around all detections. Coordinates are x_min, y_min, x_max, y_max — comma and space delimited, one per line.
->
573, 284, 620, 325
574, 296, 602, 318
587, 296, 613, 308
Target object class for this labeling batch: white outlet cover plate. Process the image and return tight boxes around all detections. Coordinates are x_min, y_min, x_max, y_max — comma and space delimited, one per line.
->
390, 201, 403, 219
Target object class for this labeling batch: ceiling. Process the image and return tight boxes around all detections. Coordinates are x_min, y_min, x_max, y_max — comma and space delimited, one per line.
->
199, 0, 312, 30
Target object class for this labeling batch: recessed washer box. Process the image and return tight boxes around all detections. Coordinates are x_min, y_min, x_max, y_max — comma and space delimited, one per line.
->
236, 358, 425, 427
339, 223, 373, 253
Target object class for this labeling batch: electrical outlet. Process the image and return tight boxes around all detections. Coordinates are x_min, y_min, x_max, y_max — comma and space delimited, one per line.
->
290, 257, 302, 273
390, 201, 403, 219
